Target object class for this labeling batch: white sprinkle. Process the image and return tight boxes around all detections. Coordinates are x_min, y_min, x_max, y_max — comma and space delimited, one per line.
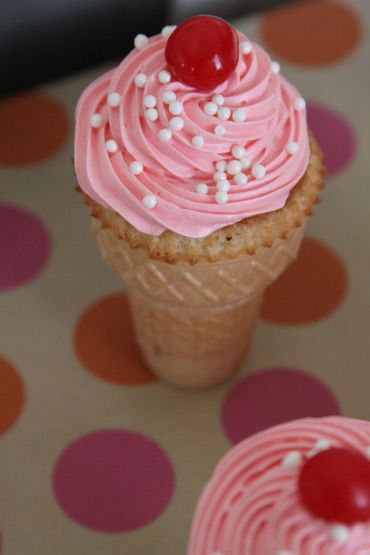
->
213, 94, 225, 106
159, 128, 172, 142
213, 172, 227, 182
217, 180, 230, 192
90, 113, 103, 128
134, 34, 148, 49
192, 135, 204, 149
232, 109, 247, 123
169, 100, 183, 115
234, 173, 248, 185
210, 552, 225, 555
240, 41, 252, 54
158, 70, 171, 84
169, 117, 184, 131
142, 194, 157, 208
275, 551, 293, 555
134, 73, 147, 88
162, 90, 176, 104
214, 124, 226, 136
271, 61, 281, 74
252, 164, 266, 179
240, 156, 251, 170
145, 108, 159, 121
231, 145, 246, 159
215, 191, 228, 204
130, 161, 143, 175
330, 524, 349, 544
108, 92, 121, 107
227, 160, 242, 175
144, 95, 157, 108
105, 139, 118, 153
314, 439, 331, 452
294, 97, 306, 111
286, 141, 299, 155
282, 451, 302, 470
204, 101, 218, 116
196, 183, 208, 194
218, 107, 231, 121
161, 25, 176, 38
215, 160, 227, 172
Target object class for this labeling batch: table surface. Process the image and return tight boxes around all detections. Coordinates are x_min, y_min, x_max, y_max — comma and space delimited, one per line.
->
0, 1, 369, 553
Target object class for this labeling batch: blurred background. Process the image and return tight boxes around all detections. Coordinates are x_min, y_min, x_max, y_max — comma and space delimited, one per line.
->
1, 0, 294, 97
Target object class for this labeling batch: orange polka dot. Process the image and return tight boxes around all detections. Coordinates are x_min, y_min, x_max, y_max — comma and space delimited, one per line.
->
74, 294, 156, 385
261, 237, 348, 325
0, 356, 25, 436
260, 0, 362, 66
0, 92, 69, 165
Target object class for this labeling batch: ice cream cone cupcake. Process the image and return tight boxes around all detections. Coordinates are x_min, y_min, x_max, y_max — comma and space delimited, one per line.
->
75, 15, 324, 389
188, 416, 370, 554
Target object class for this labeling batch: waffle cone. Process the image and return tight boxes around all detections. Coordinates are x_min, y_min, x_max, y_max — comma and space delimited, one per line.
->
91, 217, 305, 388
82, 134, 323, 388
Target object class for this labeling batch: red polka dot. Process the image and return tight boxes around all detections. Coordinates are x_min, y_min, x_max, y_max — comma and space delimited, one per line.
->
0, 355, 25, 437
74, 294, 156, 385
53, 429, 175, 532
261, 237, 348, 325
0, 204, 51, 290
307, 102, 356, 177
260, 0, 362, 67
221, 367, 341, 444
0, 92, 69, 165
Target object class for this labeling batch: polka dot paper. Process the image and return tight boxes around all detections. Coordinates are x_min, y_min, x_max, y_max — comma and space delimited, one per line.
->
221, 367, 341, 445
261, 237, 348, 324
74, 294, 156, 385
53, 429, 175, 532
0, 92, 69, 165
260, 0, 362, 67
0, 356, 25, 437
306, 102, 357, 177
0, 203, 51, 290
0, 1, 369, 553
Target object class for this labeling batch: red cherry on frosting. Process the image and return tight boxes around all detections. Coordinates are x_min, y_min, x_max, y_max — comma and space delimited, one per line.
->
298, 447, 370, 524
165, 15, 239, 90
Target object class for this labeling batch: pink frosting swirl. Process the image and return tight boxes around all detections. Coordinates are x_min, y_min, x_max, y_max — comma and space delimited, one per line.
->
75, 30, 310, 238
188, 417, 370, 554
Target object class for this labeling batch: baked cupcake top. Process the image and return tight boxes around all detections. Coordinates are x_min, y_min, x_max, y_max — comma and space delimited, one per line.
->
188, 416, 370, 554
75, 16, 309, 238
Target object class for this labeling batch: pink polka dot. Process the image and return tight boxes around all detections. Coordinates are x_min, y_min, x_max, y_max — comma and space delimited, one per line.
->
52, 429, 175, 532
0, 203, 51, 290
221, 367, 341, 444
307, 102, 356, 177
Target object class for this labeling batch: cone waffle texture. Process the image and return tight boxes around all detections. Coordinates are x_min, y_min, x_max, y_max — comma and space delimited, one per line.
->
91, 219, 304, 388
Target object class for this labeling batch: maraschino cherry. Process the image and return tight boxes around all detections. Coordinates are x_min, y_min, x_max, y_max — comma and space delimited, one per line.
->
165, 15, 239, 90
298, 447, 370, 524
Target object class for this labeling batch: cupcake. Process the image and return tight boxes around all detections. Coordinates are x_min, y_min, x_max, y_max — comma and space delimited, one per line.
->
188, 416, 370, 554
74, 15, 324, 389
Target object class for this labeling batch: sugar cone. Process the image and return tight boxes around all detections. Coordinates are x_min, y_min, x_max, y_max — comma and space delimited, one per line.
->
91, 216, 304, 389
